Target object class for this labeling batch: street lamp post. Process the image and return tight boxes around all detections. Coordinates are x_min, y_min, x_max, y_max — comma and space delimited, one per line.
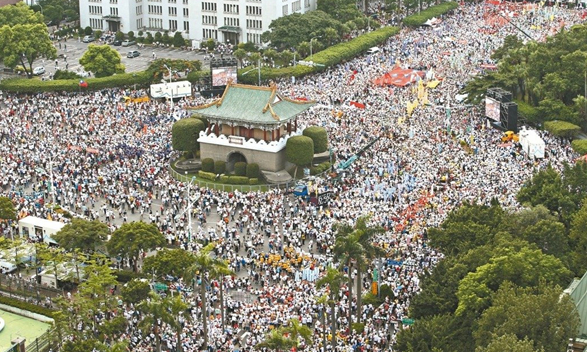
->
310, 37, 321, 61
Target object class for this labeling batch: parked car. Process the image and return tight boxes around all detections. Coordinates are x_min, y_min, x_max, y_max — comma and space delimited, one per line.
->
82, 35, 95, 43
111, 39, 122, 46
127, 50, 140, 58
121, 40, 136, 47
33, 66, 45, 76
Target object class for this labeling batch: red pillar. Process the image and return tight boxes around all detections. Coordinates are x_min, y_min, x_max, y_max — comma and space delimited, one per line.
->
287, 122, 291, 134
215, 124, 219, 135
264, 130, 267, 141
276, 127, 280, 140
231, 126, 234, 135
249, 128, 253, 139
294, 120, 298, 131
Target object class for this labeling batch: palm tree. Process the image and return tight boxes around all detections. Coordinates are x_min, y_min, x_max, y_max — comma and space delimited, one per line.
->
315, 295, 329, 351
184, 243, 227, 350
137, 293, 174, 352
286, 318, 313, 347
353, 216, 385, 324
332, 223, 363, 328
233, 48, 247, 68
166, 295, 190, 352
256, 327, 297, 351
208, 255, 235, 330
316, 267, 348, 350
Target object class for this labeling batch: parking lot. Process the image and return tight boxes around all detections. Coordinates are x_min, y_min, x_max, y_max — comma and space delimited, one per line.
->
1, 38, 219, 80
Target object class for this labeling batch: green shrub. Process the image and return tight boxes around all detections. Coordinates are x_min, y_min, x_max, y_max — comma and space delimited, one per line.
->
172, 118, 205, 156
310, 161, 332, 175
53, 70, 83, 80
0, 71, 152, 93
544, 120, 581, 138
246, 163, 260, 178
286, 136, 314, 167
201, 158, 214, 172
0, 295, 56, 318
403, 2, 459, 27
303, 126, 329, 153
249, 178, 259, 185
228, 176, 249, 185
234, 162, 247, 176
572, 140, 587, 155
198, 171, 216, 181
220, 175, 230, 183
214, 160, 226, 174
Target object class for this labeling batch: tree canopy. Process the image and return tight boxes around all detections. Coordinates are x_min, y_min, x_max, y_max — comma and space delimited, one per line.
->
79, 44, 125, 78
52, 218, 109, 253
107, 222, 165, 272
171, 117, 205, 158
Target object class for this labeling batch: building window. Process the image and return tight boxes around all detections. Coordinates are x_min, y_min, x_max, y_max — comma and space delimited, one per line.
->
224, 17, 239, 26
183, 8, 189, 17
202, 2, 217, 12
169, 7, 177, 16
169, 19, 177, 31
183, 21, 189, 32
110, 7, 118, 16
282, 4, 288, 15
223, 4, 239, 14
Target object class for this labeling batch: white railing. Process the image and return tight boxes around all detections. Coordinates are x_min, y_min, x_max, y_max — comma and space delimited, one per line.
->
197, 129, 302, 153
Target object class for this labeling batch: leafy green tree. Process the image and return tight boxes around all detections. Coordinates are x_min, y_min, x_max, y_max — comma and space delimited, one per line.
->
107, 222, 166, 272
0, 197, 15, 221
256, 328, 297, 351
474, 283, 578, 352
0, 24, 57, 77
233, 48, 247, 68
428, 203, 504, 256
263, 48, 278, 67
52, 218, 108, 253
332, 225, 362, 328
143, 248, 196, 280
570, 201, 587, 273
316, 267, 348, 350
455, 247, 572, 316
79, 44, 125, 78
127, 30, 135, 40
521, 219, 569, 261
121, 278, 151, 304
476, 334, 542, 352
262, 11, 343, 50
173, 32, 186, 47
207, 256, 235, 330
395, 313, 476, 352
171, 117, 205, 158
284, 318, 313, 348
285, 135, 314, 178
0, 2, 44, 26
318, 0, 362, 23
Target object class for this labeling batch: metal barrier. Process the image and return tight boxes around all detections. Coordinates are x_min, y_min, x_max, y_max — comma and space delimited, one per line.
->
25, 328, 54, 352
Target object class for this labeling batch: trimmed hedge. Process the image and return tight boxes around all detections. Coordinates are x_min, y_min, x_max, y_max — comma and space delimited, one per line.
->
572, 140, 587, 155
228, 176, 249, 185
198, 171, 217, 181
234, 162, 247, 176
0, 295, 56, 318
237, 26, 399, 84
403, 2, 459, 27
310, 161, 332, 175
246, 163, 260, 179
249, 178, 259, 185
303, 126, 329, 153
0, 71, 152, 93
214, 160, 226, 174
172, 118, 205, 154
544, 120, 581, 138
202, 158, 214, 172
286, 136, 314, 167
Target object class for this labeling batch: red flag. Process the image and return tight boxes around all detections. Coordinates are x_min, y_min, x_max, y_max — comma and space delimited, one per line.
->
79, 80, 88, 88
350, 101, 365, 109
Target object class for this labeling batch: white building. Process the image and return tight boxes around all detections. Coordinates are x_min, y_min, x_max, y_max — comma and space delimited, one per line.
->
78, 0, 317, 46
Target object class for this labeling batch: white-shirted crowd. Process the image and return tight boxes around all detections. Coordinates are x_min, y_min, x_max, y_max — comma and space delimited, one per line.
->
0, 3, 584, 351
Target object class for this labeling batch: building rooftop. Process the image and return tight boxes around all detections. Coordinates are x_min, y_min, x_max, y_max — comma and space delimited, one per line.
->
191, 82, 315, 126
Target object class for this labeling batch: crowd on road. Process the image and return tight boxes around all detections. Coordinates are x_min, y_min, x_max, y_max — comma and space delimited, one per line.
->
1, 2, 585, 351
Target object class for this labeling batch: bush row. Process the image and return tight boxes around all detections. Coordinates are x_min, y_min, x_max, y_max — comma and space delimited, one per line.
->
0, 295, 56, 318
402, 2, 459, 27
310, 161, 332, 175
198, 171, 217, 181
544, 120, 581, 138
572, 140, 587, 155
114, 270, 145, 283
219, 175, 258, 185
237, 26, 399, 85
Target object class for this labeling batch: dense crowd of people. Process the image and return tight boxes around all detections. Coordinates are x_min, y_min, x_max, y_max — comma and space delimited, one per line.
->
1, 2, 585, 351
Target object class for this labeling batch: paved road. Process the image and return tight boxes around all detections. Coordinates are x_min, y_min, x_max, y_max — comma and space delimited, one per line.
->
1, 39, 224, 80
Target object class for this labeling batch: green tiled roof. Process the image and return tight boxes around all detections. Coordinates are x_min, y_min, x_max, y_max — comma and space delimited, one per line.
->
191, 83, 315, 125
